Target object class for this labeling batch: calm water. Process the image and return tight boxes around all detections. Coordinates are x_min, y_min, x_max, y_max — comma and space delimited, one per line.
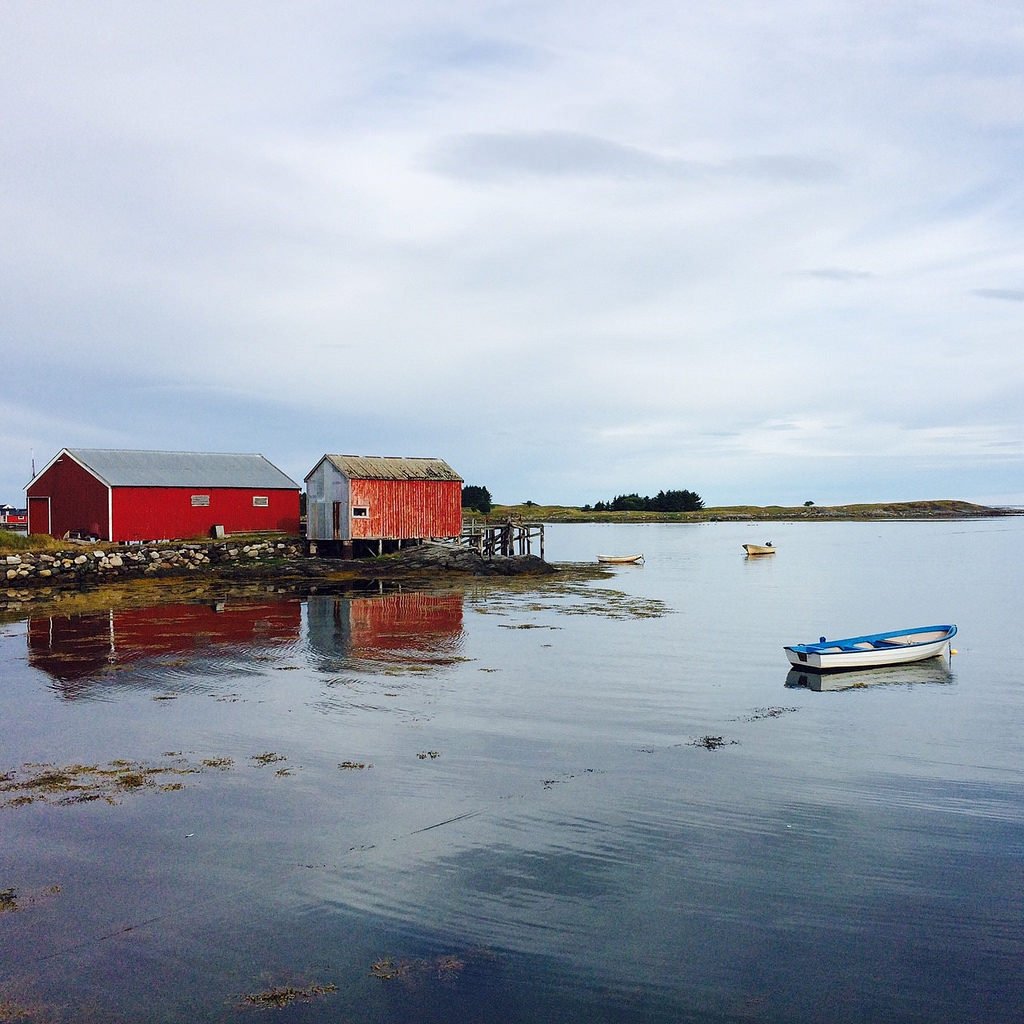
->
1, 519, 1022, 1023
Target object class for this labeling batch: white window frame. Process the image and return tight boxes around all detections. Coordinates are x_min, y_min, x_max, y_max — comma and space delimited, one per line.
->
191, 494, 210, 507
351, 505, 369, 518
252, 495, 269, 507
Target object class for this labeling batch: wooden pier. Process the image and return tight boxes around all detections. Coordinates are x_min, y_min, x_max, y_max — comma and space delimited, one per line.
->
459, 518, 545, 560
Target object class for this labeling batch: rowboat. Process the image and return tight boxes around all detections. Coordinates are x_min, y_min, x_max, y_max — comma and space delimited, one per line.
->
784, 624, 957, 672
596, 554, 644, 564
743, 542, 775, 555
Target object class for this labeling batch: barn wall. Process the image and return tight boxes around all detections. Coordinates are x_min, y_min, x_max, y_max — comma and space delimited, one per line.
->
111, 487, 299, 542
27, 455, 110, 539
349, 479, 462, 540
304, 462, 350, 542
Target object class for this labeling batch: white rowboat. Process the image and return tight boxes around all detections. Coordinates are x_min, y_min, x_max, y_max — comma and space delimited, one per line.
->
743, 543, 775, 555
784, 624, 957, 672
596, 554, 644, 564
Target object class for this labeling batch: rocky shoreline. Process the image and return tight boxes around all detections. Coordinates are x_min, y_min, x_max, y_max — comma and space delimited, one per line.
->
2, 538, 556, 611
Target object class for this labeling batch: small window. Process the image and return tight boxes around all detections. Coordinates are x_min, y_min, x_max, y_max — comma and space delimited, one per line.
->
252, 496, 269, 507
352, 506, 369, 518
191, 494, 210, 507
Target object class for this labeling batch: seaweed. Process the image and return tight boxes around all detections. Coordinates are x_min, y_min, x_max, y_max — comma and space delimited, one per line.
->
240, 982, 337, 1009
1, 756, 216, 808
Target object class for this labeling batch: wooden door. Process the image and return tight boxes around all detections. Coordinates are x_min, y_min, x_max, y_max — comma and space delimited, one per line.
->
28, 495, 50, 535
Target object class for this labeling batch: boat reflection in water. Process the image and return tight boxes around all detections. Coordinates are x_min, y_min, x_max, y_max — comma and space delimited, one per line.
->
785, 659, 953, 692
305, 589, 464, 673
27, 600, 301, 696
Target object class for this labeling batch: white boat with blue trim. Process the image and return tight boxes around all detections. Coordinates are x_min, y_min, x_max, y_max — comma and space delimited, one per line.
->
784, 624, 957, 672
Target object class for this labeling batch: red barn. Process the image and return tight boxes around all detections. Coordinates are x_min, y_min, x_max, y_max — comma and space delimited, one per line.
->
304, 454, 462, 555
26, 448, 300, 542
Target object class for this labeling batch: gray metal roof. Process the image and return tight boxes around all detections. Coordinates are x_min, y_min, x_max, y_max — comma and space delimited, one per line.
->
313, 454, 462, 482
64, 449, 300, 489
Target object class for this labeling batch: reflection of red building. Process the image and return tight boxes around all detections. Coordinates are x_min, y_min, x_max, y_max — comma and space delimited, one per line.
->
28, 601, 301, 694
306, 591, 464, 664
349, 592, 464, 654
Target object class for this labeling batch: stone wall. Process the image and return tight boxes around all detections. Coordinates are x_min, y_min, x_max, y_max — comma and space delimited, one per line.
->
4, 539, 305, 594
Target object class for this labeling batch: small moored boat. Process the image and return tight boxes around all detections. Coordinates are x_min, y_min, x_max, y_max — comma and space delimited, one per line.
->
743, 542, 775, 555
784, 624, 957, 672
596, 554, 644, 564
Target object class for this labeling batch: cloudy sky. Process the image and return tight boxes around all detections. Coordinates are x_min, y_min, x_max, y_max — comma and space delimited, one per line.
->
3, 1, 1022, 508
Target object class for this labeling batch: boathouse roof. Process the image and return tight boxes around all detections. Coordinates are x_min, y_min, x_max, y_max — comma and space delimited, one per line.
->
56, 449, 300, 489
309, 455, 462, 482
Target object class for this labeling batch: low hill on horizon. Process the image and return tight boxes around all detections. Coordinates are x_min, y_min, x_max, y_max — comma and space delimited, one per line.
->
486, 499, 1017, 522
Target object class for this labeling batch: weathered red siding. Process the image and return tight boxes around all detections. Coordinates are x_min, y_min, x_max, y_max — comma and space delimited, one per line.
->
349, 479, 462, 540
27, 455, 109, 538
112, 487, 299, 542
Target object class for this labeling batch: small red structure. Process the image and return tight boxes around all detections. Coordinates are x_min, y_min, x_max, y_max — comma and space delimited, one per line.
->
26, 448, 300, 542
304, 454, 462, 555
0, 504, 28, 529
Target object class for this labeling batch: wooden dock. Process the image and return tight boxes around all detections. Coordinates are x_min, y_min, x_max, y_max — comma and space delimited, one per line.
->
459, 518, 545, 560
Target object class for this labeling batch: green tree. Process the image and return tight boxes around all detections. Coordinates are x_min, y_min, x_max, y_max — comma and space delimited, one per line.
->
652, 489, 704, 512
610, 493, 647, 511
461, 485, 492, 514
596, 488, 704, 512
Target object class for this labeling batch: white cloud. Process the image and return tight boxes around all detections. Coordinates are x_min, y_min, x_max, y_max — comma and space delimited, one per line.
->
1, 0, 1022, 506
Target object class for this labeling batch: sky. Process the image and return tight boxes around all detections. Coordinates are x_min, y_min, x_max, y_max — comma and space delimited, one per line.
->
2, 1, 1023, 509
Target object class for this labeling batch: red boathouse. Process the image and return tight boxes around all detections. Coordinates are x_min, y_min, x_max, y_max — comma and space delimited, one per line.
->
304, 454, 462, 555
27, 448, 300, 542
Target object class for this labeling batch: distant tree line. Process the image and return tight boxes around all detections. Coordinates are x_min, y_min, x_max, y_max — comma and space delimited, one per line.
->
585, 489, 704, 513
461, 484, 492, 514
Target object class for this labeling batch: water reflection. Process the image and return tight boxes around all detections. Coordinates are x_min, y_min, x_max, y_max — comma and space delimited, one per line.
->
306, 590, 464, 672
785, 660, 953, 691
27, 601, 301, 695
24, 589, 466, 698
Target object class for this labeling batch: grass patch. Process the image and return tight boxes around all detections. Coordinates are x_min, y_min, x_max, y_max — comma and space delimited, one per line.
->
0, 532, 67, 553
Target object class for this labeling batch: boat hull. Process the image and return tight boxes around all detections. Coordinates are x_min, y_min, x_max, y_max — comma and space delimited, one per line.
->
743, 544, 775, 555
784, 625, 956, 672
596, 554, 644, 564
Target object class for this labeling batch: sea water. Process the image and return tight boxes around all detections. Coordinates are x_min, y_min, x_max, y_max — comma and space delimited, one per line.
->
1, 518, 1021, 1022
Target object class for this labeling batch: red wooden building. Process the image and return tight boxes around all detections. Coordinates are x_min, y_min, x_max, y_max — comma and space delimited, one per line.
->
1, 504, 28, 529
304, 454, 462, 555
26, 448, 300, 542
